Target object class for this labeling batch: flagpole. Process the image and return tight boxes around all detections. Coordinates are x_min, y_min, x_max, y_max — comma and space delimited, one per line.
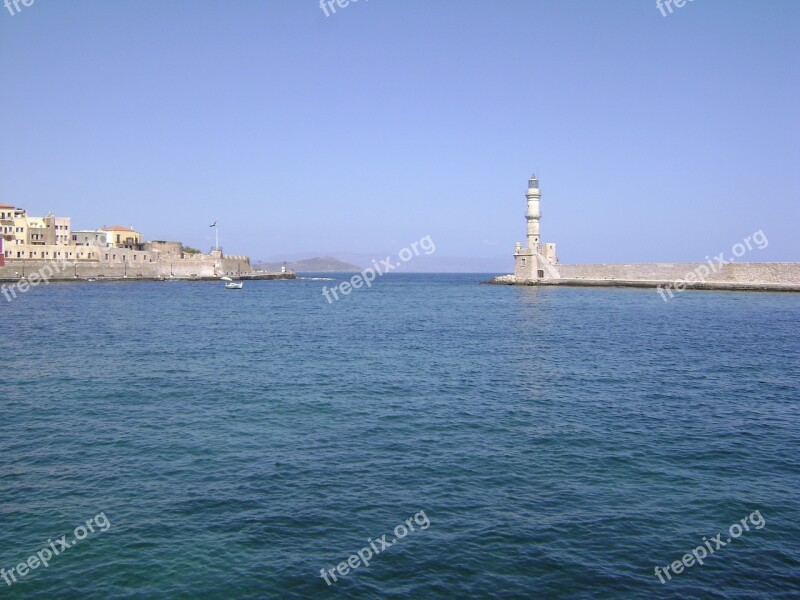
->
210, 220, 219, 251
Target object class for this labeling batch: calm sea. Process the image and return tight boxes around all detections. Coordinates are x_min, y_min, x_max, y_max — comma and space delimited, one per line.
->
1, 274, 798, 599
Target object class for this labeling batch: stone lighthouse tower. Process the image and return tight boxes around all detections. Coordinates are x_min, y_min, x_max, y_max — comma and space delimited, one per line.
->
513, 173, 558, 281
525, 173, 541, 250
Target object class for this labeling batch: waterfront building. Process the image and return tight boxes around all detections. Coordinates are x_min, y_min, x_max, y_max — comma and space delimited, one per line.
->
100, 225, 143, 250
72, 230, 113, 248
44, 213, 72, 245
0, 203, 253, 278
0, 206, 73, 258
0, 204, 25, 264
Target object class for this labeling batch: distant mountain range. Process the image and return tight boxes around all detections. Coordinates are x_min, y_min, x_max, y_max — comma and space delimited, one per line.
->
255, 256, 363, 272
255, 253, 513, 273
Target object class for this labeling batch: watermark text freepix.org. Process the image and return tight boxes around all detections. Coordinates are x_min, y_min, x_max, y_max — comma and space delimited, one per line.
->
657, 230, 768, 301
2, 236, 107, 301
656, 0, 695, 17
4, 0, 37, 16
322, 235, 436, 303
654, 510, 765, 583
1, 259, 72, 303
320, 510, 431, 586
1, 512, 111, 586
320, 0, 367, 18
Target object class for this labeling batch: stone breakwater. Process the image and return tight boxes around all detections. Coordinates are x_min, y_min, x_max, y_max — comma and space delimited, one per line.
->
0, 257, 292, 283
489, 262, 800, 292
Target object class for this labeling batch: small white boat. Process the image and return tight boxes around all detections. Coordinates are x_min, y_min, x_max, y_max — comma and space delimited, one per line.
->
221, 276, 243, 289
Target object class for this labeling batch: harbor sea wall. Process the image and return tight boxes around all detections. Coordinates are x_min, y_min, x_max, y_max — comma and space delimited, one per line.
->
491, 262, 800, 292
554, 262, 800, 285
0, 256, 253, 281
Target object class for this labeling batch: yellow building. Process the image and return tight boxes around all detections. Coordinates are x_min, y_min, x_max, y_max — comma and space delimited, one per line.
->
100, 225, 143, 249
26, 217, 47, 245
1, 204, 25, 248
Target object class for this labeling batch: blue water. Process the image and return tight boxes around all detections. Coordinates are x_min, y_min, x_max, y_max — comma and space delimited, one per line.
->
1, 274, 798, 599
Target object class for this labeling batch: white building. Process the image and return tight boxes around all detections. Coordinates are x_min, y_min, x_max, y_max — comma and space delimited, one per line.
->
72, 230, 113, 247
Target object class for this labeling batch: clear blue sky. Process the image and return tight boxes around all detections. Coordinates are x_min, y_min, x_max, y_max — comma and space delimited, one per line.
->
1, 0, 798, 267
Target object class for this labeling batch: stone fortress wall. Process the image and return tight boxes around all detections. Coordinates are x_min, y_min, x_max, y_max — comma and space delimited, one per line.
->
0, 255, 252, 281
554, 262, 800, 285
1, 204, 256, 281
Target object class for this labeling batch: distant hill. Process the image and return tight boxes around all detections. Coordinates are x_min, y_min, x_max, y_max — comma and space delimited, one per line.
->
255, 252, 514, 273
255, 256, 363, 273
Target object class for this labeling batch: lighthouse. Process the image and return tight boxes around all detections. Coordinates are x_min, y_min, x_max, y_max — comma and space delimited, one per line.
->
526, 174, 541, 251
514, 173, 558, 281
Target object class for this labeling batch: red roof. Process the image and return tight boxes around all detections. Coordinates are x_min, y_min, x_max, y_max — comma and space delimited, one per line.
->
0, 203, 16, 209
100, 225, 138, 232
